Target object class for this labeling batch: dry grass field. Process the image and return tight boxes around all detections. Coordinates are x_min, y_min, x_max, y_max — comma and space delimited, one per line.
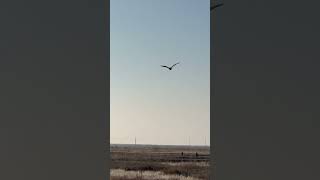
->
110, 144, 211, 180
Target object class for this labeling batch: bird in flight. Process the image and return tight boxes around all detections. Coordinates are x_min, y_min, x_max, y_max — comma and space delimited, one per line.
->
210, 3, 224, 11
161, 62, 180, 71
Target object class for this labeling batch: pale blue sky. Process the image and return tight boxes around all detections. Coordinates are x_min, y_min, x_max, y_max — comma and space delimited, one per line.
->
111, 0, 210, 145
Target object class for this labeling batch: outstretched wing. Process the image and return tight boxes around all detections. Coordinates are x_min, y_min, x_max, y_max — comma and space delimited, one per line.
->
161, 65, 170, 69
211, 3, 224, 11
171, 62, 180, 68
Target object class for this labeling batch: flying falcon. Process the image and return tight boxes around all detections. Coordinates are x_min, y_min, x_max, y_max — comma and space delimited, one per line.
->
161, 62, 180, 71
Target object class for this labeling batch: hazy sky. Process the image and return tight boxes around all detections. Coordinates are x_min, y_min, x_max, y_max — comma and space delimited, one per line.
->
110, 0, 210, 145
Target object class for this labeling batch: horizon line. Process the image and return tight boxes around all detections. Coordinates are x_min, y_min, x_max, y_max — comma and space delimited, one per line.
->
110, 143, 210, 147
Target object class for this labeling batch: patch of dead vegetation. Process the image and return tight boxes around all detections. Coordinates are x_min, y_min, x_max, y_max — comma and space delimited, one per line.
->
110, 169, 201, 180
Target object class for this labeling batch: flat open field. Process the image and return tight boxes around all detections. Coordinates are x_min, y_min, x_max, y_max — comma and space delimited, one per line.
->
110, 144, 211, 180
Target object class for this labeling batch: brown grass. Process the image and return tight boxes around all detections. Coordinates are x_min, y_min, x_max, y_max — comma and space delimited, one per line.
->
110, 144, 211, 180
110, 169, 201, 180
